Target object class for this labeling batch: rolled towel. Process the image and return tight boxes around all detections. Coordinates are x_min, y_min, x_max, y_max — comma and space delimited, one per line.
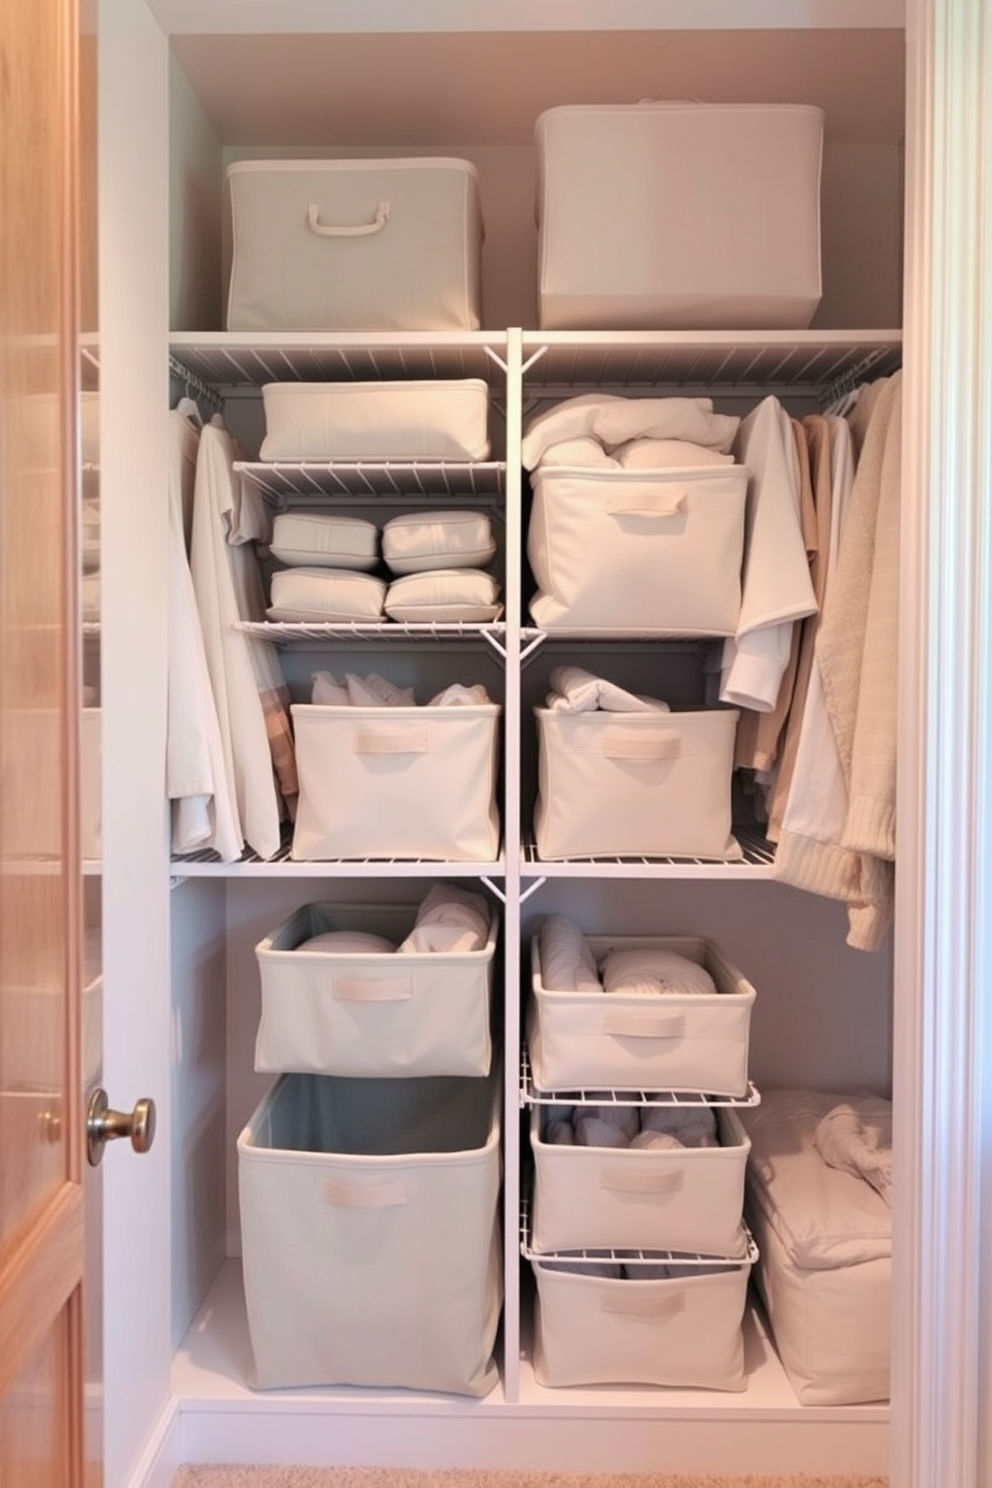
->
399, 882, 491, 954
814, 1096, 893, 1206
299, 930, 397, 954
601, 947, 717, 998
537, 914, 602, 993
584, 1104, 640, 1141
630, 1128, 683, 1151
574, 1114, 632, 1149
546, 665, 669, 715
640, 1106, 719, 1147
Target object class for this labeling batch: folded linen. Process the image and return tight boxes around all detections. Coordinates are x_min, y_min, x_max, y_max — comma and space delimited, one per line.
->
814, 1097, 893, 1207
639, 1106, 719, 1147
574, 1114, 632, 1149
428, 683, 493, 707
586, 1105, 640, 1141
345, 671, 417, 707
538, 914, 602, 992
630, 1129, 683, 1151
398, 882, 491, 954
600, 947, 718, 998
300, 930, 397, 953
521, 393, 740, 470
545, 665, 670, 714
614, 437, 736, 470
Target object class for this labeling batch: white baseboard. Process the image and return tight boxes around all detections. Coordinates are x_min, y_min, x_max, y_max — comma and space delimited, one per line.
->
126, 1397, 181, 1488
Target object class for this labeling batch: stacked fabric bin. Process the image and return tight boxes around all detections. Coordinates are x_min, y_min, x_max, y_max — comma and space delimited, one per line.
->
523, 916, 759, 1390
238, 884, 503, 1394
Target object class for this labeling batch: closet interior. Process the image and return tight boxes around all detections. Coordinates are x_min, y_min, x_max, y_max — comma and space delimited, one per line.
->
139, 6, 906, 1475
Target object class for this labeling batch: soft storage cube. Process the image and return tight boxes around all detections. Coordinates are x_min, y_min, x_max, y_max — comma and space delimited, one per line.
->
382, 509, 497, 574
527, 934, 756, 1097
227, 158, 483, 331
527, 465, 748, 635
254, 902, 497, 1077
531, 1258, 750, 1389
530, 1103, 750, 1256
291, 703, 501, 861
238, 1072, 502, 1393
536, 103, 823, 331
533, 706, 740, 860
270, 512, 379, 570
259, 380, 491, 462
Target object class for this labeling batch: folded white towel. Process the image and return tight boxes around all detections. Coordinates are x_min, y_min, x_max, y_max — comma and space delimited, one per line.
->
601, 948, 718, 998
538, 915, 602, 992
428, 682, 492, 707
346, 672, 416, 707
300, 930, 397, 954
311, 669, 350, 705
399, 882, 491, 954
639, 1106, 719, 1147
521, 393, 740, 470
545, 665, 670, 715
630, 1129, 683, 1151
814, 1097, 893, 1206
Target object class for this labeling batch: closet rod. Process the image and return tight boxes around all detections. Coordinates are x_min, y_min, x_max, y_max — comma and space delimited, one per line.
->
168, 354, 224, 414
818, 346, 896, 412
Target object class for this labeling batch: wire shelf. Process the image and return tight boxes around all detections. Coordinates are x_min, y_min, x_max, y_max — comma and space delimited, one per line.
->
235, 459, 506, 502
169, 332, 509, 390
236, 619, 507, 645
520, 1195, 759, 1269
519, 1045, 761, 1110
521, 824, 777, 875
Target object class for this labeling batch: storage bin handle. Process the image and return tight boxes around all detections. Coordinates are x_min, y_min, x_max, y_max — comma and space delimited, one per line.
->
601, 729, 681, 764
603, 1008, 686, 1040
332, 977, 413, 1002
601, 1289, 686, 1322
606, 489, 687, 517
307, 201, 390, 238
600, 1166, 685, 1196
353, 728, 429, 755
323, 1178, 407, 1209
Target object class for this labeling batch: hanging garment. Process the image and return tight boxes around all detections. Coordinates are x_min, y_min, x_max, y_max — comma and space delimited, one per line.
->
190, 420, 297, 860
166, 404, 242, 860
718, 396, 818, 712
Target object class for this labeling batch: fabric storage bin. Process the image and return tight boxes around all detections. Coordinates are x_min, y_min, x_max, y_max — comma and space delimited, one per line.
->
532, 706, 740, 861
527, 934, 756, 1097
535, 103, 823, 331
529, 1103, 750, 1256
259, 380, 491, 462
531, 1257, 750, 1389
527, 464, 748, 635
254, 901, 497, 1077
227, 158, 483, 332
270, 512, 379, 570
238, 1071, 502, 1393
290, 703, 501, 861
382, 510, 497, 574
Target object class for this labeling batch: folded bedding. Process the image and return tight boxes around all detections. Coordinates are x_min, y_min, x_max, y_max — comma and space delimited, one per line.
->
382, 509, 496, 574
813, 1096, 893, 1207
267, 566, 385, 622
309, 670, 494, 710
600, 946, 718, 998
398, 882, 491, 954
544, 665, 670, 714
522, 393, 740, 470
384, 567, 503, 622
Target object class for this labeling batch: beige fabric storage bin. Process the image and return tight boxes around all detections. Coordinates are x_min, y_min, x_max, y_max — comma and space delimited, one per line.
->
536, 103, 823, 331
530, 1104, 750, 1256
527, 935, 756, 1097
290, 703, 501, 861
239, 1072, 502, 1393
527, 465, 747, 636
227, 158, 483, 332
254, 902, 497, 1077
531, 1257, 750, 1389
259, 380, 491, 462
533, 706, 740, 861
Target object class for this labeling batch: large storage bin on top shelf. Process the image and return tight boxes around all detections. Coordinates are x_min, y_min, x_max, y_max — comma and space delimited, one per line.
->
254, 901, 497, 1077
532, 705, 740, 861
535, 102, 824, 331
290, 702, 501, 862
238, 1071, 502, 1395
227, 158, 484, 332
527, 464, 748, 636
527, 934, 756, 1097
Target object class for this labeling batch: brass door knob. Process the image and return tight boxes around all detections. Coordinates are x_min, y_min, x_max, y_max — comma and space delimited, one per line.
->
86, 1087, 156, 1167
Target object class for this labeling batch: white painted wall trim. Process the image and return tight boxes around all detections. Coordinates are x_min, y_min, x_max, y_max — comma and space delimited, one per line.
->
894, 1, 992, 1484
126, 1398, 181, 1488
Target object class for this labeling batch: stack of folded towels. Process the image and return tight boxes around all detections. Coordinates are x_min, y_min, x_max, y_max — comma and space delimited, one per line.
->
538, 912, 716, 998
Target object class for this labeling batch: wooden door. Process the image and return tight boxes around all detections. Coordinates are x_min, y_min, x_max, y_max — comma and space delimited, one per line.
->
0, 0, 87, 1484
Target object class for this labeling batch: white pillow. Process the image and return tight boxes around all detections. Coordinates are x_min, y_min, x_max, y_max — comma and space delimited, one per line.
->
384, 568, 502, 622
267, 567, 385, 622
270, 511, 379, 570
381, 510, 497, 574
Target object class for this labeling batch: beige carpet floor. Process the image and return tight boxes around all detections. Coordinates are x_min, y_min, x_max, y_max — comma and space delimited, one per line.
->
171, 1470, 888, 1488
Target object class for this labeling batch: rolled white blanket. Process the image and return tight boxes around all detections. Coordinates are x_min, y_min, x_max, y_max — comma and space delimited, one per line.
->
299, 930, 397, 954
601, 947, 718, 998
399, 882, 490, 954
814, 1096, 893, 1206
630, 1128, 683, 1151
537, 914, 602, 993
545, 665, 669, 715
521, 393, 740, 470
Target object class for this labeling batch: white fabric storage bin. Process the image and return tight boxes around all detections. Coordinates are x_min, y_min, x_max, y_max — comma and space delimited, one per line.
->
533, 706, 741, 861
527, 934, 756, 1097
531, 1258, 750, 1389
530, 1104, 750, 1256
536, 103, 823, 331
227, 158, 483, 331
270, 512, 379, 570
254, 901, 497, 1077
238, 1071, 502, 1393
290, 703, 501, 861
259, 380, 491, 462
527, 465, 747, 636
382, 509, 497, 575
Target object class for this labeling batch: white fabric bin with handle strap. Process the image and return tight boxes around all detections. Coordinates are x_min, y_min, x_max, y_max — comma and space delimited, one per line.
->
254, 901, 497, 1077
535, 102, 823, 331
238, 1071, 502, 1393
530, 1103, 751, 1256
227, 158, 483, 332
290, 703, 501, 861
527, 465, 747, 636
259, 379, 491, 462
531, 1257, 751, 1389
527, 934, 757, 1097
533, 706, 740, 861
